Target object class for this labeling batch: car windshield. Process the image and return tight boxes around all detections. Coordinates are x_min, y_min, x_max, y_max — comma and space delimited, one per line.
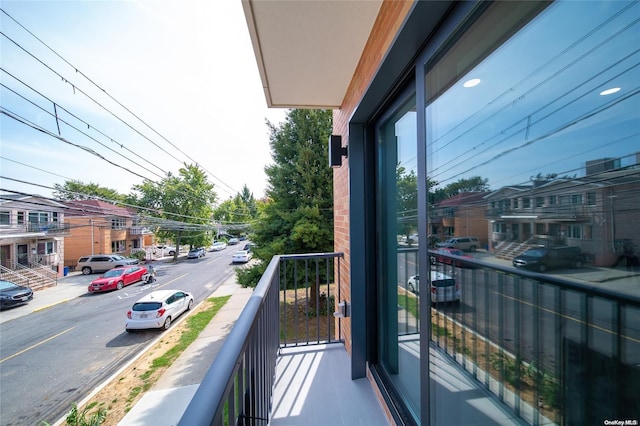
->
103, 269, 125, 277
0, 280, 19, 290
523, 249, 547, 258
132, 302, 163, 311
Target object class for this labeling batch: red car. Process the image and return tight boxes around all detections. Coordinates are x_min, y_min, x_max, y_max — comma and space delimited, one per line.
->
88, 266, 148, 293
431, 248, 475, 268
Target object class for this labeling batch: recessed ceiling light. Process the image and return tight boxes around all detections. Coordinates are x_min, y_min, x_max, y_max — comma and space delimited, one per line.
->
463, 78, 481, 88
600, 87, 621, 96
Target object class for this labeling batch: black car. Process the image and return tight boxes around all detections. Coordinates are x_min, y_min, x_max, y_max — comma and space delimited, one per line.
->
513, 246, 585, 272
0, 280, 34, 309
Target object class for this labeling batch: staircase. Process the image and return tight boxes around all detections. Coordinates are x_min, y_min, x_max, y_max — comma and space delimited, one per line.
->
0, 262, 57, 291
495, 241, 540, 261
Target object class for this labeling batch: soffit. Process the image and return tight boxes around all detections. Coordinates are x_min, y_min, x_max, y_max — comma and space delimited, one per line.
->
242, 0, 382, 109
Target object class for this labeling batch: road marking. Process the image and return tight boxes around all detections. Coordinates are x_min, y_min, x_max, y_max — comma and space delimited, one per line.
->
496, 291, 640, 344
0, 326, 77, 364
117, 272, 189, 299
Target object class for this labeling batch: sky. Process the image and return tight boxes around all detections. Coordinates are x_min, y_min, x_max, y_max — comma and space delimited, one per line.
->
0, 0, 288, 203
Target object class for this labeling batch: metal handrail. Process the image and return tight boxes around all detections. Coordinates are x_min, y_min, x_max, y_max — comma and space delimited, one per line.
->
179, 252, 344, 426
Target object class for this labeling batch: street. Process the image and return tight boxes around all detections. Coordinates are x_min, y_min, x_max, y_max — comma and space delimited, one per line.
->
0, 248, 240, 426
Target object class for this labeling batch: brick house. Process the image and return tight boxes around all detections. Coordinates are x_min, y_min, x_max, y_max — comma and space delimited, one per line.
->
429, 192, 489, 248
62, 200, 152, 269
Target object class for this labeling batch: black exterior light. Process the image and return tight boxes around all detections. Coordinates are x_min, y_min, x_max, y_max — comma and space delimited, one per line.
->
328, 135, 348, 168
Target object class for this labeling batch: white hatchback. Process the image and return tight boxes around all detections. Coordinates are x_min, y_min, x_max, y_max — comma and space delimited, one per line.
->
125, 290, 194, 331
407, 271, 460, 304
232, 250, 252, 263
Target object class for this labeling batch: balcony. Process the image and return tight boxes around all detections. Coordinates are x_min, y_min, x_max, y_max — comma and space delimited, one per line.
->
0, 222, 70, 237
179, 251, 640, 425
487, 205, 593, 221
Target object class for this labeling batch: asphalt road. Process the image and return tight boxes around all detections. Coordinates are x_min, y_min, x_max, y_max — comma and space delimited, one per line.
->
0, 247, 242, 426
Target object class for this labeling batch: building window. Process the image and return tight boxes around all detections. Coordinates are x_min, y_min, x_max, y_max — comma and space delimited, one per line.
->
586, 192, 596, 206
111, 218, 127, 230
512, 198, 519, 209
0, 211, 9, 225
568, 225, 582, 239
536, 196, 544, 207
536, 223, 546, 235
132, 240, 141, 249
37, 241, 55, 255
548, 195, 557, 205
17, 211, 25, 224
522, 198, 531, 209
111, 240, 126, 252
571, 194, 583, 205
28, 212, 50, 223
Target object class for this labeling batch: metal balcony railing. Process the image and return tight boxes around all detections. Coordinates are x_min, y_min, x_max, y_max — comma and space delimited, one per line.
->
399, 249, 640, 424
180, 248, 639, 425
179, 252, 344, 426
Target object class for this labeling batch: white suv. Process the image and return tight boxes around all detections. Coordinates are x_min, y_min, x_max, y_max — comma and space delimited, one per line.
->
77, 254, 139, 275
436, 237, 480, 252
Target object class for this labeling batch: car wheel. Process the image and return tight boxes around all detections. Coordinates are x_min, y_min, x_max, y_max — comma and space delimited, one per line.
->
125, 328, 132, 333
575, 260, 583, 268
538, 264, 547, 273
187, 299, 194, 310
469, 245, 477, 252
116, 281, 124, 290
82, 267, 92, 275
162, 317, 172, 330
169, 251, 175, 256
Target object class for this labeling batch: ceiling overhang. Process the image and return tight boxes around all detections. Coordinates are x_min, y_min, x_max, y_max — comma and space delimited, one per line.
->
242, 0, 382, 109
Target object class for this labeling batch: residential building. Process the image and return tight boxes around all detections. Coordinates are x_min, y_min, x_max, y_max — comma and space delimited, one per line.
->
486, 162, 640, 265
0, 193, 68, 280
182, 2, 640, 425
430, 192, 489, 247
62, 200, 150, 269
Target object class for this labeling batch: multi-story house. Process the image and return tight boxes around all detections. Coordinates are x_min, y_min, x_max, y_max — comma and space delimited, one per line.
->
429, 192, 489, 248
486, 159, 640, 266
0, 194, 68, 281
62, 200, 151, 269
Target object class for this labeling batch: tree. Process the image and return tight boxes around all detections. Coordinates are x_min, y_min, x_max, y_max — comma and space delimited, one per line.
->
238, 109, 334, 287
397, 165, 418, 243
131, 164, 217, 257
52, 180, 126, 202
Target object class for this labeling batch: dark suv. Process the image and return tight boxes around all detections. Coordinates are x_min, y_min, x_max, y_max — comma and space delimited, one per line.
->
513, 246, 585, 272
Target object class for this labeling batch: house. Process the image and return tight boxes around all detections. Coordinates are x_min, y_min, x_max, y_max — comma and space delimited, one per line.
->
181, 2, 640, 425
429, 192, 489, 248
486, 161, 640, 265
62, 200, 152, 269
0, 193, 68, 281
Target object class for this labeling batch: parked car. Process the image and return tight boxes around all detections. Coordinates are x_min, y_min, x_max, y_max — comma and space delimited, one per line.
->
209, 242, 227, 251
0, 280, 34, 309
431, 248, 476, 268
232, 250, 252, 263
512, 246, 585, 272
155, 245, 177, 256
436, 237, 480, 251
125, 289, 194, 331
88, 266, 148, 293
77, 254, 139, 275
228, 237, 240, 245
407, 271, 460, 304
243, 243, 255, 253
187, 247, 206, 259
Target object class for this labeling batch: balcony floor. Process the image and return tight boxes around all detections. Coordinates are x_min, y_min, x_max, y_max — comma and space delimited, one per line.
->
270, 343, 527, 426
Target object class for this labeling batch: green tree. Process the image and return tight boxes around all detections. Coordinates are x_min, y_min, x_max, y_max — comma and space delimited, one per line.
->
131, 164, 217, 257
397, 165, 418, 244
238, 109, 334, 287
52, 180, 126, 202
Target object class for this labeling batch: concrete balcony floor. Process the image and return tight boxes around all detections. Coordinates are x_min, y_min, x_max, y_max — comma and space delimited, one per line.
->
269, 343, 526, 426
